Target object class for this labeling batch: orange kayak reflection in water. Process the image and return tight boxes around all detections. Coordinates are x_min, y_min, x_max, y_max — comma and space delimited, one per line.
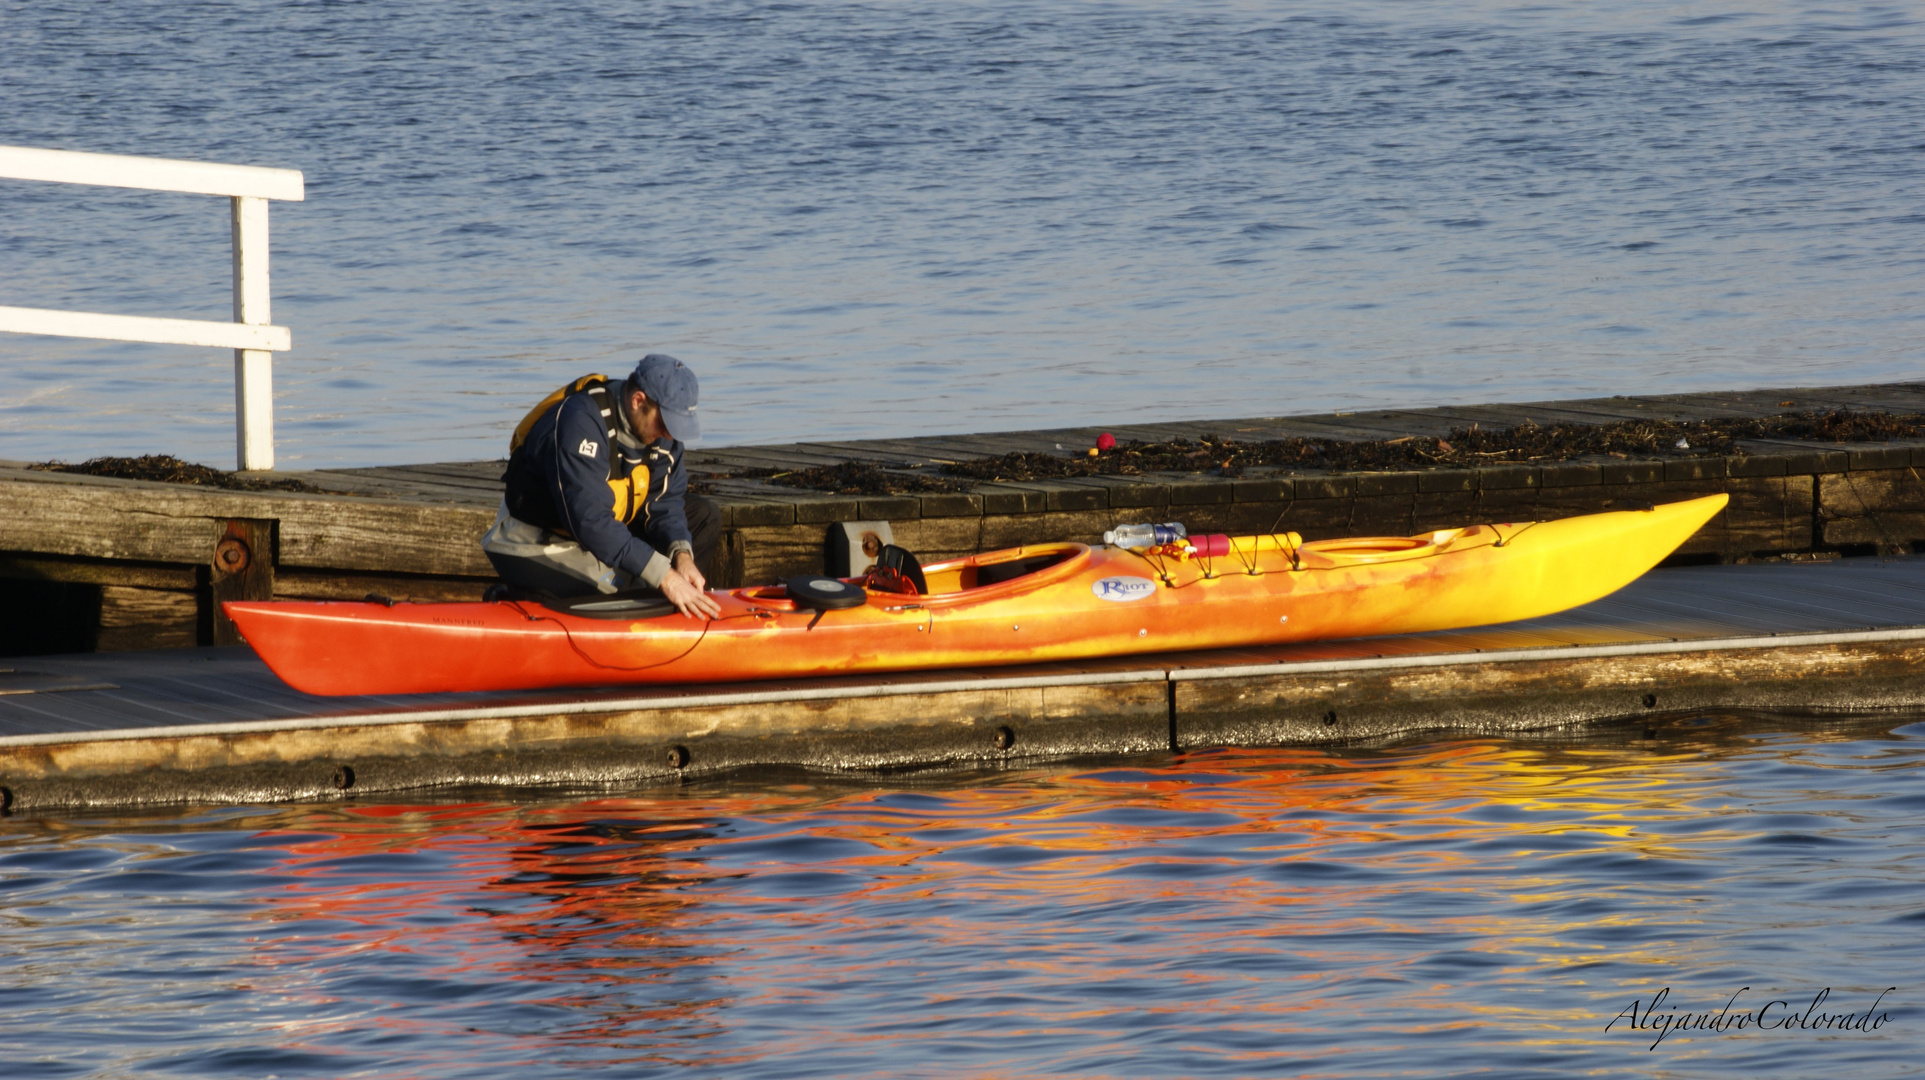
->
224, 718, 1880, 1071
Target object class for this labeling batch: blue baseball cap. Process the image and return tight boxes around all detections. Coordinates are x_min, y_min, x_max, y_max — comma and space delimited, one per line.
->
629, 354, 700, 442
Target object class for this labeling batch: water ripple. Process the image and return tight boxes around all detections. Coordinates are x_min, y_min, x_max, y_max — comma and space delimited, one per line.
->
2, 2, 1924, 465
0, 710, 1919, 1076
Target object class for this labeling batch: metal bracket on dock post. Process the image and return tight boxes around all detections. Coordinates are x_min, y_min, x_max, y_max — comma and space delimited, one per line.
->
210, 518, 275, 647
231, 196, 274, 472
826, 520, 894, 576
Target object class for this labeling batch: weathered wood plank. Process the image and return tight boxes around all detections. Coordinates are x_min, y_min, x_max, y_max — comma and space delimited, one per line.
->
0, 475, 495, 577
274, 569, 494, 603
0, 554, 197, 590
95, 586, 198, 652
374, 461, 508, 482
1820, 468, 1925, 516
979, 510, 1112, 550
1226, 417, 1391, 442
1728, 439, 1850, 474
0, 477, 225, 564
1176, 637, 1925, 748
0, 676, 1173, 812
1424, 403, 1662, 429
890, 516, 987, 564
1088, 423, 1226, 443
718, 446, 868, 467
1766, 388, 1925, 412
779, 438, 957, 463
1452, 397, 1717, 426
779, 442, 913, 464
1302, 410, 1459, 437
1818, 468, 1925, 552
1281, 415, 1444, 440
937, 433, 1080, 456
303, 471, 500, 505
1670, 390, 1808, 412
735, 523, 830, 581
1347, 493, 1416, 537
953, 432, 1083, 453
322, 465, 505, 493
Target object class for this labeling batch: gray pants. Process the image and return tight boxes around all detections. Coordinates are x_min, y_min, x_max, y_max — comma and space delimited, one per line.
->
479, 493, 724, 598
479, 502, 630, 596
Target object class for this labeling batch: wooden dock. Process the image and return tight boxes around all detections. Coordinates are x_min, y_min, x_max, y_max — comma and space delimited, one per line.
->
8, 377, 1925, 656
5, 555, 1925, 811
7, 377, 1925, 810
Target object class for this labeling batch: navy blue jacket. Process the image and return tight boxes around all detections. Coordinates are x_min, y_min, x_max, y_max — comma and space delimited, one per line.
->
502, 388, 692, 586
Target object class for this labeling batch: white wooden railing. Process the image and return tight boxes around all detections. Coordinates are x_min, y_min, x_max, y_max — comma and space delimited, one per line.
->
0, 145, 305, 471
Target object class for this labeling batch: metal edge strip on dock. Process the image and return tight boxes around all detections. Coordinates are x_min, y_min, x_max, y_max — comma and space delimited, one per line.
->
0, 667, 1173, 749
10, 624, 1925, 751
1169, 625, 1925, 682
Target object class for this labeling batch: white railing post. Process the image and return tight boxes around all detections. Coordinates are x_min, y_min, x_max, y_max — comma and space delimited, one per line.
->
231, 195, 274, 471
0, 145, 303, 472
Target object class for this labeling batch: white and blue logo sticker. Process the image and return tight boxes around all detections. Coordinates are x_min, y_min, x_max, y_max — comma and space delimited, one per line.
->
1091, 576, 1157, 602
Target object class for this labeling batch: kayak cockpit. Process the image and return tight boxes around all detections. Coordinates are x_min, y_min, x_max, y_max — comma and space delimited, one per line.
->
724, 544, 1092, 610
921, 543, 1090, 594
912, 543, 1096, 603
1292, 525, 1495, 568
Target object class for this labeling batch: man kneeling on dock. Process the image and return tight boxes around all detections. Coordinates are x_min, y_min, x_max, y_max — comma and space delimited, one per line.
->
483, 354, 723, 618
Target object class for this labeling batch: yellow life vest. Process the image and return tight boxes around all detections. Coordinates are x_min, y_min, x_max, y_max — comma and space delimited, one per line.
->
508, 374, 651, 529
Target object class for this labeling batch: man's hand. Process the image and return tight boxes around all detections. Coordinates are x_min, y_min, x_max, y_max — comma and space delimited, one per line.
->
660, 564, 722, 620
672, 550, 707, 592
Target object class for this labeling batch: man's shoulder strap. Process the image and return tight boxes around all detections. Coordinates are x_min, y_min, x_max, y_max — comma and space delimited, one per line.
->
508, 374, 612, 454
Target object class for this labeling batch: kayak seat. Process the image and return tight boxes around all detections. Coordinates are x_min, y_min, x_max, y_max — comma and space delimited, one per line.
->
486, 582, 681, 620
539, 590, 680, 620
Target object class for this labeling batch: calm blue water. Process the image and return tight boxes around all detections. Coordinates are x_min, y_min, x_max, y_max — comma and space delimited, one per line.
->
1, 715, 1919, 1077
3, 1, 1924, 467
5, 8, 1923, 1073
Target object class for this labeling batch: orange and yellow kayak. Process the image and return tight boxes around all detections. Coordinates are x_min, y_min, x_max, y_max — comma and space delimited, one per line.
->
227, 494, 1726, 697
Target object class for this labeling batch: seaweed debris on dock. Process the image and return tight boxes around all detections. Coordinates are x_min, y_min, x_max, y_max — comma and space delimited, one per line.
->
30, 455, 333, 494
754, 408, 1925, 491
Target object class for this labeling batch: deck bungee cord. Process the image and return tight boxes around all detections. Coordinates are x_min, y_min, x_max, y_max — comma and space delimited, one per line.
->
1492, 519, 1541, 548
1264, 503, 1304, 571
1121, 530, 1303, 591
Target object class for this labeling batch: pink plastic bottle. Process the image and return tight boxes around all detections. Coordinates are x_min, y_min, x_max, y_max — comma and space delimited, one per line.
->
1190, 534, 1231, 557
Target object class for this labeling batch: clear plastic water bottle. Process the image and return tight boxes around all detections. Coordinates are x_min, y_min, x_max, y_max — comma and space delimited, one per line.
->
1104, 521, 1188, 549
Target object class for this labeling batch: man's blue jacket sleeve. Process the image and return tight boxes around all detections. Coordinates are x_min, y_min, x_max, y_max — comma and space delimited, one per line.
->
639, 444, 693, 558
546, 395, 670, 585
